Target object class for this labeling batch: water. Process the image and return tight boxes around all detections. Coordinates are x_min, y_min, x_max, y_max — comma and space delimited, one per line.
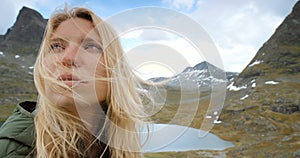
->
141, 124, 234, 153
0, 122, 233, 153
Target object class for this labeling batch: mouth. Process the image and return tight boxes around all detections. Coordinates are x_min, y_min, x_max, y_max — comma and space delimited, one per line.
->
58, 74, 87, 87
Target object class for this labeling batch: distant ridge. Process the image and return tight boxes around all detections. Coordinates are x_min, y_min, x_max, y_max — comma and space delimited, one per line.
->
149, 61, 238, 90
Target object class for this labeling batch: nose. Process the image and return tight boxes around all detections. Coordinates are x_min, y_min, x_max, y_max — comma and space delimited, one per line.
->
61, 44, 79, 67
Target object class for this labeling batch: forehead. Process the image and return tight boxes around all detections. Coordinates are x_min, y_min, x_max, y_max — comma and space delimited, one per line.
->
52, 17, 98, 41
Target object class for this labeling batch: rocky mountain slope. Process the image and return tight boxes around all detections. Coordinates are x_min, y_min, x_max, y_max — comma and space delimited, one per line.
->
225, 0, 300, 114
0, 7, 46, 119
0, 6, 46, 55
213, 1, 300, 157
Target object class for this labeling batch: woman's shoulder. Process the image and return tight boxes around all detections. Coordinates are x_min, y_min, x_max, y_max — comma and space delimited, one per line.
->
16, 101, 37, 117
0, 101, 36, 157
0, 101, 36, 143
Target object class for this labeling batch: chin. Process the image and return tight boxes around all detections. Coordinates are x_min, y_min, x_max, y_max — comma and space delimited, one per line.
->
56, 95, 75, 107
46, 90, 76, 108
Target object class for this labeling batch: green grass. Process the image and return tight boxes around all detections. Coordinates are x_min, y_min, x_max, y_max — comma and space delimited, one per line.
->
0, 93, 37, 122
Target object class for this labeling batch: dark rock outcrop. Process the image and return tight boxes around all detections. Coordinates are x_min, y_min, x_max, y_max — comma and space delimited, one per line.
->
0, 6, 47, 55
0, 6, 46, 109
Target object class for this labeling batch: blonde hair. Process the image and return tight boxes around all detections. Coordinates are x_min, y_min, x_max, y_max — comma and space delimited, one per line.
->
33, 7, 148, 158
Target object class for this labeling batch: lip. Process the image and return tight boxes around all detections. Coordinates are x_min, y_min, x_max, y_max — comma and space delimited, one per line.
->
58, 74, 87, 87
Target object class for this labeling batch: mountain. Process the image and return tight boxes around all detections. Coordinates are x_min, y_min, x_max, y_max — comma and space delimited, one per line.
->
225, 1, 300, 114
149, 61, 238, 91
0, 3, 299, 157
0, 7, 46, 114
215, 1, 300, 157
0, 7, 47, 55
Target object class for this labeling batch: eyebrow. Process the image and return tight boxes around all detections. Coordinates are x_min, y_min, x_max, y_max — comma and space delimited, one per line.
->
82, 37, 99, 43
49, 37, 66, 43
50, 36, 99, 44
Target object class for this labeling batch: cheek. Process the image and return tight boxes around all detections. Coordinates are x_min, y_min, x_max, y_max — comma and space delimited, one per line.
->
95, 56, 108, 100
84, 54, 107, 77
96, 55, 107, 76
44, 55, 58, 74
44, 57, 58, 94
96, 63, 107, 77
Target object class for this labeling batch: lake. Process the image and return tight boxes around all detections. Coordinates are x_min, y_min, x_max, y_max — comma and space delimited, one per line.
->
0, 122, 234, 153
141, 124, 234, 153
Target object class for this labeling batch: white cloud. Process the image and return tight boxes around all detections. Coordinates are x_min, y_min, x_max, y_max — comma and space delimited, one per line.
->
121, 29, 203, 72
217, 43, 257, 72
135, 61, 175, 80
121, 29, 143, 39
139, 29, 171, 41
1, 0, 298, 74
0, 1, 20, 34
187, 0, 297, 72
162, 0, 196, 10
156, 37, 204, 67
0, 0, 72, 35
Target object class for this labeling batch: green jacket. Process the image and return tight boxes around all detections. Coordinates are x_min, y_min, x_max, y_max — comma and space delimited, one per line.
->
0, 101, 36, 158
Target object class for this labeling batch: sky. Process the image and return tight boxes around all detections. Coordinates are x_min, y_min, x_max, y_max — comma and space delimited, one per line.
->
0, 0, 298, 78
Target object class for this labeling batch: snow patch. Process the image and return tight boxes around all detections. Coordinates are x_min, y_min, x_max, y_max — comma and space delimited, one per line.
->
213, 120, 222, 124
265, 81, 279, 85
227, 82, 247, 91
15, 55, 20, 59
240, 95, 249, 100
137, 88, 148, 93
29, 66, 34, 69
211, 78, 227, 84
250, 79, 256, 87
0, 52, 3, 56
206, 115, 212, 119
249, 60, 262, 67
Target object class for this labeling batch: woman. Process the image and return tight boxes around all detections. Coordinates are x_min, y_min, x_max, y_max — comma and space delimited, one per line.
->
0, 7, 149, 158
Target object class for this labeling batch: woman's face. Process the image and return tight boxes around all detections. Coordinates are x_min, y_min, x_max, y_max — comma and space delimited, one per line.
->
44, 18, 108, 109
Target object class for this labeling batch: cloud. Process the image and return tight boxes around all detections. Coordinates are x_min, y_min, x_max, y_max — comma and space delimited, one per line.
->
140, 29, 172, 41
0, 1, 20, 34
0, 0, 74, 35
120, 27, 204, 68
162, 0, 196, 11
1, 0, 297, 73
187, 0, 297, 72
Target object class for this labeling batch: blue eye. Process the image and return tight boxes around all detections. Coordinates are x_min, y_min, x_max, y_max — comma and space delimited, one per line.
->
50, 43, 64, 53
83, 43, 103, 53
